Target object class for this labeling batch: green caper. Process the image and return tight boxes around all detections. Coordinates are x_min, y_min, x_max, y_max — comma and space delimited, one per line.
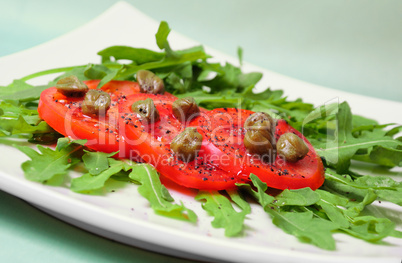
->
243, 112, 276, 161
131, 98, 160, 123
244, 112, 275, 130
55, 75, 88, 97
172, 97, 200, 122
277, 132, 309, 163
170, 127, 203, 162
247, 120, 275, 143
81, 89, 111, 116
136, 70, 165, 94
244, 129, 274, 156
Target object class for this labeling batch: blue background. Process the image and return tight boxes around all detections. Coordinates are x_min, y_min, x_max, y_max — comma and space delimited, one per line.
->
1, 1, 401, 262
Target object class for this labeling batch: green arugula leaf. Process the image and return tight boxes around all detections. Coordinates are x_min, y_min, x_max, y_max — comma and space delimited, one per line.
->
237, 174, 275, 208
312, 102, 402, 173
55, 137, 87, 150
343, 216, 396, 242
237, 46, 243, 66
227, 189, 252, 215
0, 80, 48, 101
84, 64, 109, 79
155, 21, 171, 50
302, 102, 339, 126
344, 189, 377, 218
324, 168, 402, 206
354, 146, 402, 167
274, 187, 321, 207
195, 190, 249, 236
71, 158, 125, 192
97, 46, 164, 64
17, 139, 83, 182
375, 188, 402, 206
117, 49, 209, 80
316, 190, 351, 228
267, 209, 338, 250
241, 176, 338, 250
83, 63, 124, 89
200, 63, 262, 93
0, 101, 53, 137
82, 151, 117, 175
0, 115, 52, 137
129, 164, 197, 222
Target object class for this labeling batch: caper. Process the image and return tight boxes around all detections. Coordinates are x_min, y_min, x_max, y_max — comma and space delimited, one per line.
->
170, 127, 203, 162
81, 90, 111, 116
136, 70, 165, 94
244, 112, 275, 130
247, 120, 275, 143
55, 75, 88, 97
277, 132, 309, 163
244, 129, 274, 156
243, 112, 276, 162
172, 97, 200, 122
131, 98, 160, 123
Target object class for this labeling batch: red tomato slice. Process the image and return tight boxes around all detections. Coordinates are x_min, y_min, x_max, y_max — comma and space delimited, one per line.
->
39, 80, 324, 191
38, 80, 143, 158
190, 108, 325, 190
118, 94, 247, 190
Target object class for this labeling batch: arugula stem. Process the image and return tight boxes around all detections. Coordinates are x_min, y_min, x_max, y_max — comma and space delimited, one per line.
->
20, 65, 87, 82
324, 171, 396, 190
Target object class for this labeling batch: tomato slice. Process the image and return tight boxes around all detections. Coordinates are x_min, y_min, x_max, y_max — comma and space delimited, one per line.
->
38, 80, 142, 158
39, 80, 324, 190
118, 94, 247, 190
190, 108, 325, 190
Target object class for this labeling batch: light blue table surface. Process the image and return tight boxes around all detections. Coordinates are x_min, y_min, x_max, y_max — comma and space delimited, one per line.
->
1, 1, 401, 262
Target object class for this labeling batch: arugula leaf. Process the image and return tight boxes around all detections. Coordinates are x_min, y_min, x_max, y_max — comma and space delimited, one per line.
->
195, 190, 250, 236
354, 146, 402, 167
17, 138, 83, 183
97, 46, 164, 64
71, 158, 126, 192
200, 63, 262, 93
155, 21, 172, 51
82, 151, 118, 175
237, 46, 243, 66
316, 190, 351, 228
268, 209, 338, 250
324, 168, 402, 206
227, 189, 252, 215
0, 80, 48, 102
55, 137, 87, 150
343, 216, 396, 242
240, 175, 338, 250
237, 174, 275, 208
312, 102, 402, 173
274, 188, 320, 207
240, 174, 401, 249
118, 49, 209, 80
0, 115, 52, 137
0, 100, 53, 137
302, 102, 339, 126
129, 164, 197, 222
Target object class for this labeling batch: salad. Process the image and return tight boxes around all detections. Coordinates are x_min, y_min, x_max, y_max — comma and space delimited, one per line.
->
0, 21, 401, 251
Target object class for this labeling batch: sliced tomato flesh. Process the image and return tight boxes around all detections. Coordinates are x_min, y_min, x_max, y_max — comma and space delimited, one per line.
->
38, 80, 142, 158
190, 108, 325, 190
118, 94, 247, 190
39, 80, 324, 191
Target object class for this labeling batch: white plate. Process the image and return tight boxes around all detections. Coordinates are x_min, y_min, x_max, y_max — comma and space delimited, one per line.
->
0, 2, 401, 262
